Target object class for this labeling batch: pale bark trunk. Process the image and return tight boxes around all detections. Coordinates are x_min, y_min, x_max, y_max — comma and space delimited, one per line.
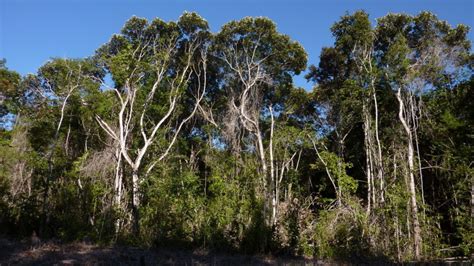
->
131, 170, 140, 210
363, 102, 376, 210
364, 116, 372, 214
356, 45, 384, 208
114, 146, 123, 212
372, 86, 384, 203
397, 88, 422, 260
64, 122, 71, 157
41, 89, 74, 236
362, 104, 373, 214
131, 169, 140, 234
115, 159, 123, 206
114, 149, 123, 234
96, 47, 208, 235
255, 130, 271, 225
411, 99, 425, 213
470, 176, 474, 261
310, 137, 339, 205
269, 106, 276, 226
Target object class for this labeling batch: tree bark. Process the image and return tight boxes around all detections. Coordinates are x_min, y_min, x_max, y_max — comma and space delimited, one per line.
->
41, 87, 75, 237
397, 88, 422, 260
372, 85, 384, 204
131, 169, 140, 235
363, 103, 373, 213
269, 105, 276, 226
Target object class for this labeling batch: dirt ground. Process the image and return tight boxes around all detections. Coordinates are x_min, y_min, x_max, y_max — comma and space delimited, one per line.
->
0, 238, 324, 265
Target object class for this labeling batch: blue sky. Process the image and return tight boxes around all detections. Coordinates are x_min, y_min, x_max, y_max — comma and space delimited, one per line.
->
1, 0, 473, 89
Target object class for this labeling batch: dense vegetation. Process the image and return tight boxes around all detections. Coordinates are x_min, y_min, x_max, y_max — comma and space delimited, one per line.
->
0, 11, 472, 262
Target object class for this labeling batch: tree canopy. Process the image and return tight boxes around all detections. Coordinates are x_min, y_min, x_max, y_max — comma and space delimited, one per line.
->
0, 11, 472, 262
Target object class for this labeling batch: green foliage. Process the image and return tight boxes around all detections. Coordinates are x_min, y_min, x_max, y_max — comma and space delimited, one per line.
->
0, 11, 471, 263
0, 60, 22, 121
311, 149, 357, 197
313, 198, 370, 260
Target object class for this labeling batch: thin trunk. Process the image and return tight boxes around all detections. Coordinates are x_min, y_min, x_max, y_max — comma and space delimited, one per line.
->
397, 88, 422, 260
269, 106, 276, 226
363, 103, 372, 214
471, 172, 474, 236
357, 46, 384, 208
364, 102, 377, 208
372, 86, 384, 204
310, 137, 339, 205
41, 90, 73, 236
114, 150, 123, 235
369, 134, 376, 207
114, 147, 123, 206
365, 143, 372, 214
395, 215, 401, 262
64, 121, 71, 157
411, 98, 425, 213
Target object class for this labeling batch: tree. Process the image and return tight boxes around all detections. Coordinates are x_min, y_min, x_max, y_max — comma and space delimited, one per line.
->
32, 58, 103, 235
213, 16, 307, 226
94, 13, 211, 233
307, 11, 471, 260
378, 12, 471, 259
0, 59, 22, 128
0, 11, 472, 262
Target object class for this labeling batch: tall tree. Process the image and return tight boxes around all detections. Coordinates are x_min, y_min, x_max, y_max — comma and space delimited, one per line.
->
94, 13, 211, 233
213, 17, 307, 226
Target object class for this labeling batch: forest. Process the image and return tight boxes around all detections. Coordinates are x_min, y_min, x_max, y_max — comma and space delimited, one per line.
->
0, 10, 472, 262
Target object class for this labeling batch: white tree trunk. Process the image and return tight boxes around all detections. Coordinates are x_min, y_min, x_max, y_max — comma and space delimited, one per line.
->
397, 88, 422, 260
372, 86, 384, 203
96, 46, 208, 234
364, 108, 372, 214
268, 106, 278, 226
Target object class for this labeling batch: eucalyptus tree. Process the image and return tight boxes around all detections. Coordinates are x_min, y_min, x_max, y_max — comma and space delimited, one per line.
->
306, 11, 384, 209
31, 59, 102, 235
94, 13, 211, 232
212, 17, 307, 226
375, 12, 471, 259
308, 11, 471, 259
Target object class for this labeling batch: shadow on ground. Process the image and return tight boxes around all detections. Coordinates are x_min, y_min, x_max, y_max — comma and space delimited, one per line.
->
0, 238, 323, 265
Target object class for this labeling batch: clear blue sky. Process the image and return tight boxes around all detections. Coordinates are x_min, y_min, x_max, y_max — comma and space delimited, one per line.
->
1, 0, 473, 89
